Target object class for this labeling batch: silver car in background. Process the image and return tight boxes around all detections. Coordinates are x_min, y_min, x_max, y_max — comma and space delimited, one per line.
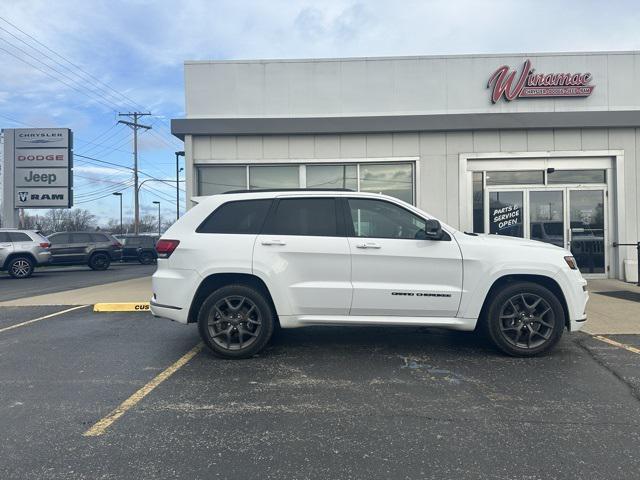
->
0, 229, 52, 279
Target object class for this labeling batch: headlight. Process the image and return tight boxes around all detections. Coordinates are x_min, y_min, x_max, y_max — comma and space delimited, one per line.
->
564, 256, 577, 270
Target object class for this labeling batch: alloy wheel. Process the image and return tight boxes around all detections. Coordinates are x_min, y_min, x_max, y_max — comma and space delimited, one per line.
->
498, 293, 555, 349
208, 296, 262, 351
11, 259, 31, 278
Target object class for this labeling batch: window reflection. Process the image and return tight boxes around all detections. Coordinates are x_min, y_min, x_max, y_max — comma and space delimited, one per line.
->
198, 166, 246, 195
306, 165, 357, 190
249, 166, 299, 190
359, 163, 414, 204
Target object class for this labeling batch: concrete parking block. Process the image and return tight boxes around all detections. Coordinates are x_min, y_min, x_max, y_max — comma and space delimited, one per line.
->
93, 302, 150, 312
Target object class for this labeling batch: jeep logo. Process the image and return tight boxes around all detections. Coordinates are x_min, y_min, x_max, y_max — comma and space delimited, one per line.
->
23, 171, 57, 184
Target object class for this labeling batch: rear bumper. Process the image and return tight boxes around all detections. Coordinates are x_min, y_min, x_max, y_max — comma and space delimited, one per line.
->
110, 249, 123, 261
150, 266, 201, 324
36, 251, 52, 265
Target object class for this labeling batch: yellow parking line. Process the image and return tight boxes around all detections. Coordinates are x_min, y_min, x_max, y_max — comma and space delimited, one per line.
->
83, 342, 204, 437
0, 305, 90, 334
592, 335, 640, 355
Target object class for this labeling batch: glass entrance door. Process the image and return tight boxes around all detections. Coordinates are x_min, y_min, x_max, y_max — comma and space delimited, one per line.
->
568, 189, 605, 274
485, 186, 607, 276
529, 190, 564, 247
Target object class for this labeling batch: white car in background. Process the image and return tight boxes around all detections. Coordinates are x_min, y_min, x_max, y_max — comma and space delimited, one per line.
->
151, 190, 588, 359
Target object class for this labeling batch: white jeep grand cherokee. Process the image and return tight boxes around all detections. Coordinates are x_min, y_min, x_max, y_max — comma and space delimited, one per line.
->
151, 190, 588, 359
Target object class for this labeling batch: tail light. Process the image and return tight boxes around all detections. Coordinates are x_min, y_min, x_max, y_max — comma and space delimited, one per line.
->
39, 242, 51, 248
112, 241, 122, 248
156, 239, 180, 258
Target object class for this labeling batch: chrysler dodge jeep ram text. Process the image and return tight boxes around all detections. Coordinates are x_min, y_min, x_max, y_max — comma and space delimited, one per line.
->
151, 190, 588, 359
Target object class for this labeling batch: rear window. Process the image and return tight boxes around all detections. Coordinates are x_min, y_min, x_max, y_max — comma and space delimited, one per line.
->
0, 232, 10, 242
71, 233, 92, 243
263, 198, 338, 237
91, 233, 109, 242
49, 233, 70, 244
9, 232, 32, 242
197, 199, 272, 234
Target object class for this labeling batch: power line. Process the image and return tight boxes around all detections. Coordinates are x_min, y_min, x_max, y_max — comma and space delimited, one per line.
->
0, 15, 182, 147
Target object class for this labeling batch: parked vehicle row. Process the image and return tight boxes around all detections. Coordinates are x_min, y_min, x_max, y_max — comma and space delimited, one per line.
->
0, 229, 156, 278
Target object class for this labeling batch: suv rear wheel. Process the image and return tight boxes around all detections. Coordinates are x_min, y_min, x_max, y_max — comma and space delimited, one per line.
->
138, 251, 155, 265
8, 256, 34, 279
485, 281, 565, 357
89, 252, 111, 271
198, 284, 275, 359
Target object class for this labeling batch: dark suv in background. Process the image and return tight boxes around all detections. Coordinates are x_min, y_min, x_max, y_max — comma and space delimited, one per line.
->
120, 235, 158, 264
47, 232, 122, 270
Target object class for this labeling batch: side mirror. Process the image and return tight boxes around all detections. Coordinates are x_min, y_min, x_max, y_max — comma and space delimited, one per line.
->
424, 219, 443, 240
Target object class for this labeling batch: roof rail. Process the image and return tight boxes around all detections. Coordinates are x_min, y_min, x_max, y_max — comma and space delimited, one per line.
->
222, 188, 355, 194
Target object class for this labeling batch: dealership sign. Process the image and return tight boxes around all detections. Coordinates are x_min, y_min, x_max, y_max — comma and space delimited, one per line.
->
487, 59, 595, 103
1, 128, 73, 219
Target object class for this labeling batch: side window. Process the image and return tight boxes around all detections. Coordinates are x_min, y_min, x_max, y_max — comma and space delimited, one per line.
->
72, 233, 92, 243
264, 198, 338, 236
347, 198, 426, 239
0, 232, 10, 242
9, 232, 31, 242
197, 199, 272, 234
49, 233, 69, 244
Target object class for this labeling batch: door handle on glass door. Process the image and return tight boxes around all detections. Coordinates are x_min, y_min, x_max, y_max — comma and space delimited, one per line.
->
261, 239, 286, 246
356, 242, 381, 249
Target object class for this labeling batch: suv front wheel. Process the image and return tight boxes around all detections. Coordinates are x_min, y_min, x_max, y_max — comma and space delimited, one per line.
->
485, 281, 565, 357
8, 256, 34, 279
198, 284, 275, 359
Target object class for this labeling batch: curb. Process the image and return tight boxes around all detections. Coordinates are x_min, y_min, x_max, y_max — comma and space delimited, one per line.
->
93, 302, 150, 312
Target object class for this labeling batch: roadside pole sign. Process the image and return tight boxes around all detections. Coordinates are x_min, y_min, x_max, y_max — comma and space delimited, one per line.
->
1, 128, 73, 227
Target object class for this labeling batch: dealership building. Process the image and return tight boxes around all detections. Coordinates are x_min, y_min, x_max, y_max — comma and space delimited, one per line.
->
171, 51, 640, 280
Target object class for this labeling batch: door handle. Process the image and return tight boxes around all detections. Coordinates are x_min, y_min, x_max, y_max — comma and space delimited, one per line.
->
261, 239, 286, 246
356, 242, 381, 249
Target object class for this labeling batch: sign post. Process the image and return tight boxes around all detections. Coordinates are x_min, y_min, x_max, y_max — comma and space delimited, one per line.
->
1, 128, 73, 228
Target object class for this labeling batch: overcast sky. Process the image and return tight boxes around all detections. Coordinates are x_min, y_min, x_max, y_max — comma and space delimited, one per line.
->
1, 0, 639, 224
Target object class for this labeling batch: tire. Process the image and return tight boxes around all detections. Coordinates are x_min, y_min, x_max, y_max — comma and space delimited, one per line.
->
138, 251, 155, 265
484, 281, 565, 357
198, 284, 275, 359
88, 252, 111, 271
7, 256, 34, 279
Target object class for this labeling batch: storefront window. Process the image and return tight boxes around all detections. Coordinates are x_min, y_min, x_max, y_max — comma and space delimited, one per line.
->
249, 165, 299, 190
486, 171, 544, 186
306, 165, 357, 190
548, 169, 606, 184
196, 162, 416, 204
472, 172, 484, 233
359, 163, 414, 204
198, 166, 246, 195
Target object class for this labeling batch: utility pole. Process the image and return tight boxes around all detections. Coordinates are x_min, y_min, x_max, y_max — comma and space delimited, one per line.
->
118, 112, 151, 234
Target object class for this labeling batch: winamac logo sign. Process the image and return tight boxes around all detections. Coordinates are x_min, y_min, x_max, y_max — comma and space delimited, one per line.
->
487, 59, 595, 103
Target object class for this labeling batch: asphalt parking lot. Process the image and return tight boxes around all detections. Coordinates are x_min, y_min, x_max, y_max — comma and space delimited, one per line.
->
0, 263, 156, 302
1, 305, 639, 480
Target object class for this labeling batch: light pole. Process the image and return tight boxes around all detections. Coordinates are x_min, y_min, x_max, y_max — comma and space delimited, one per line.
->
153, 201, 161, 237
112, 192, 123, 234
175, 151, 185, 220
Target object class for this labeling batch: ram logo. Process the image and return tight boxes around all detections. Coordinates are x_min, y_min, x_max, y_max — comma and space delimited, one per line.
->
18, 191, 28, 202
